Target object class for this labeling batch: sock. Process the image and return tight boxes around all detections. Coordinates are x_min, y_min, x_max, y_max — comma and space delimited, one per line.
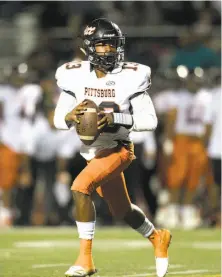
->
76, 221, 96, 240
135, 217, 155, 238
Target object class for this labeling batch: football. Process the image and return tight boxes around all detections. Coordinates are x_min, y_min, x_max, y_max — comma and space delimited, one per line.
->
76, 99, 99, 145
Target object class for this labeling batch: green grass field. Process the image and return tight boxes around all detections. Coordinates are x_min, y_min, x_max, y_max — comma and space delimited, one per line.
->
0, 227, 220, 277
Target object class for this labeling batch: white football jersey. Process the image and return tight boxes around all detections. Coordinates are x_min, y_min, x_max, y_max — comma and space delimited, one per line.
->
25, 114, 81, 161
55, 60, 155, 160
16, 84, 43, 118
153, 89, 178, 115
173, 88, 212, 137
0, 85, 23, 152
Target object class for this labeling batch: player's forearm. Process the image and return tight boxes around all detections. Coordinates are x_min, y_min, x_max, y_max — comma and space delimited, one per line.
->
130, 92, 158, 131
54, 91, 77, 130
162, 109, 177, 155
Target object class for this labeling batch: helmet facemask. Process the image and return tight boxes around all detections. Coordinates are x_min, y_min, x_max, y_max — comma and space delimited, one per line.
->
82, 37, 125, 72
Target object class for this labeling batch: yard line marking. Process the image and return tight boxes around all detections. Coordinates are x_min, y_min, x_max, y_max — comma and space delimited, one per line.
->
32, 263, 69, 269
14, 240, 152, 250
14, 240, 221, 250
191, 242, 221, 250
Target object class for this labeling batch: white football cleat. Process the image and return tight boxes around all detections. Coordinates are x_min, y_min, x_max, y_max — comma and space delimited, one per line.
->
65, 265, 96, 277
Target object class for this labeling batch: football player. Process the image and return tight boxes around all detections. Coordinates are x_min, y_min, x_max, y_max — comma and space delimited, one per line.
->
0, 66, 27, 226
163, 66, 212, 229
54, 18, 171, 277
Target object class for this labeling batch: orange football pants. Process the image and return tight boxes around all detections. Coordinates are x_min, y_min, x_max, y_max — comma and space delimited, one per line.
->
71, 143, 135, 218
167, 135, 209, 191
0, 144, 20, 189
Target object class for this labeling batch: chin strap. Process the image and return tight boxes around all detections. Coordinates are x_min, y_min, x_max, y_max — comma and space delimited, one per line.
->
80, 47, 86, 55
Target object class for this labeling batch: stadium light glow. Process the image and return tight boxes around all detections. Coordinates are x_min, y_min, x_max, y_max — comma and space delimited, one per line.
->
18, 63, 28, 74
177, 65, 188, 78
194, 67, 204, 78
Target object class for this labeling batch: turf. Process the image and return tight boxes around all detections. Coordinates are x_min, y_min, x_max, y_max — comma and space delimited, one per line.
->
0, 227, 220, 277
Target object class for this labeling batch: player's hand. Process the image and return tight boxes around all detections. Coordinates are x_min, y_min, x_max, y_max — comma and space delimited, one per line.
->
162, 139, 174, 165
65, 100, 88, 125
56, 171, 72, 184
97, 111, 114, 130
18, 171, 32, 188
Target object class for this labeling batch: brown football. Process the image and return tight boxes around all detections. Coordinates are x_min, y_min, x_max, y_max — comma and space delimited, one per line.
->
76, 99, 99, 145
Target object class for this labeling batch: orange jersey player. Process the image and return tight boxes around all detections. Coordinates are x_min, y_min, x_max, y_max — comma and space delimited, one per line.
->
54, 18, 171, 277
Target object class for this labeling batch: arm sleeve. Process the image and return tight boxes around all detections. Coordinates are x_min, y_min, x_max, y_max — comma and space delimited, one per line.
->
54, 91, 77, 130
130, 92, 158, 132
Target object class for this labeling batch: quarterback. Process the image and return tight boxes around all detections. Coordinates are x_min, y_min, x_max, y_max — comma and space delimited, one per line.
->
54, 18, 171, 277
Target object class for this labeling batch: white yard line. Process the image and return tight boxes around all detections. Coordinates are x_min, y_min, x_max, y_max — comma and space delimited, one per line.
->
14, 240, 152, 250
14, 240, 221, 250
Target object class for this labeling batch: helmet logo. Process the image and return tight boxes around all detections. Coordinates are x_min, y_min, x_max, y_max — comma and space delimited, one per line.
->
104, 34, 115, 37
84, 26, 96, 36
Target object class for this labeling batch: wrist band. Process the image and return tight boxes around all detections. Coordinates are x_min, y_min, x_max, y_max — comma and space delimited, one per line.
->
113, 113, 133, 127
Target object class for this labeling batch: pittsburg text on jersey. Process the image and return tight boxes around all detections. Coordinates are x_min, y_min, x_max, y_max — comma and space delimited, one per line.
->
85, 87, 115, 97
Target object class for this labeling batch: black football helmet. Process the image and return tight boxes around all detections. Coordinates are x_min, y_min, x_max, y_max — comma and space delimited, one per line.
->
81, 18, 125, 72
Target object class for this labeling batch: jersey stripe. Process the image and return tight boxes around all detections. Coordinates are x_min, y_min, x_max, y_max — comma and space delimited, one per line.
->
63, 90, 76, 98
128, 89, 149, 113
128, 88, 149, 101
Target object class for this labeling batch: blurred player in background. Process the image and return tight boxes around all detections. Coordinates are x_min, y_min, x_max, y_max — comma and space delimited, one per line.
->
0, 66, 26, 226
54, 18, 171, 277
152, 70, 181, 227
163, 66, 212, 229
15, 103, 80, 225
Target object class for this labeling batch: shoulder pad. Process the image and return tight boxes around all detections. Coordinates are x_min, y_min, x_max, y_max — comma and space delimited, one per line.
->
123, 62, 151, 92
137, 63, 151, 92
55, 61, 86, 91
